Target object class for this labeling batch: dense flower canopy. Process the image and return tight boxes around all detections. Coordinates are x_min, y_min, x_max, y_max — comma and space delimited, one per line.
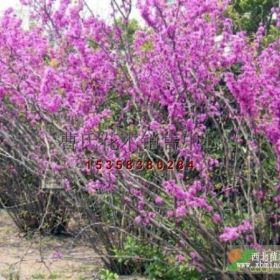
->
0, 0, 280, 277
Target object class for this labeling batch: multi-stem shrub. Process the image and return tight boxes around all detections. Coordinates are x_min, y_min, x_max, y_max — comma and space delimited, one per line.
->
0, 1, 280, 279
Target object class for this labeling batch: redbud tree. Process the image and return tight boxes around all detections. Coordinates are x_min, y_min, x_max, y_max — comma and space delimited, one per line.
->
0, 0, 280, 278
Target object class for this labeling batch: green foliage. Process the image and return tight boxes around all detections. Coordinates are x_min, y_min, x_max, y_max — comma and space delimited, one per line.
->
3, 269, 20, 280
140, 41, 154, 52
88, 39, 99, 50
30, 273, 45, 280
115, 18, 140, 46
225, 0, 278, 34
99, 269, 119, 280
113, 237, 201, 280
43, 54, 51, 64
262, 24, 280, 45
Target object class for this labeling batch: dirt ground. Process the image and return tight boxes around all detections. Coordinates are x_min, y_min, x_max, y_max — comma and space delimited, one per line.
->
0, 210, 144, 280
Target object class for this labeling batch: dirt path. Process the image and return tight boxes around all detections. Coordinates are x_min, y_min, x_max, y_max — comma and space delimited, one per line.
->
0, 209, 103, 279
0, 210, 145, 280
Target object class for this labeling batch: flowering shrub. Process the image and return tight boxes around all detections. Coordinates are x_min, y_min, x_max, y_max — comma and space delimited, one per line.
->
112, 236, 200, 279
0, 0, 279, 278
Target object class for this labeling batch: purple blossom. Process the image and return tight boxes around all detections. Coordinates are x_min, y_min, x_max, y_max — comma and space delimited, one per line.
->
52, 250, 63, 260
175, 206, 187, 218
219, 220, 253, 242
63, 178, 71, 192
154, 196, 164, 205
212, 213, 222, 224
135, 216, 142, 225
219, 226, 240, 242
176, 255, 185, 263
274, 195, 280, 206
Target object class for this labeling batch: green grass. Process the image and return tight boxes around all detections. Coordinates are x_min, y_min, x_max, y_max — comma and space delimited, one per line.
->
30, 273, 45, 280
